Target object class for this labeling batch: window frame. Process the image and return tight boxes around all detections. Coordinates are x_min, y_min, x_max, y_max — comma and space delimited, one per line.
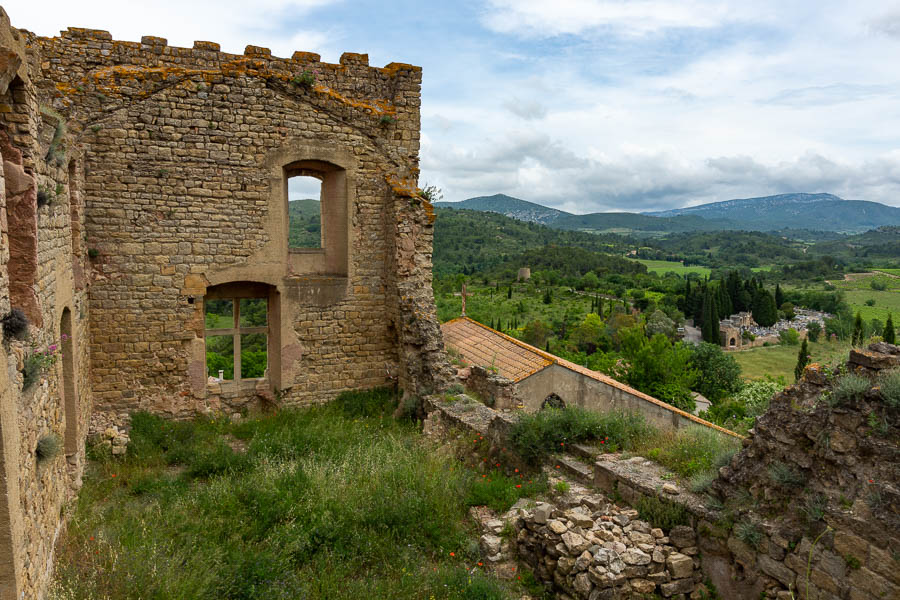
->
204, 284, 272, 384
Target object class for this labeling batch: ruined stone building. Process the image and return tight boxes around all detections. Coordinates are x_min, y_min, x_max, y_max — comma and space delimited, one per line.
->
0, 7, 449, 598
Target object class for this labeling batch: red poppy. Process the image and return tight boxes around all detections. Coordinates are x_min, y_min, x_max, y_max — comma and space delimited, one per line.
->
449, 552, 455, 557
516, 484, 521, 488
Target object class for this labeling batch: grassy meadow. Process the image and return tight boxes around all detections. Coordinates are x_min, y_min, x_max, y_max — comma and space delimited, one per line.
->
732, 339, 851, 382
630, 259, 711, 277
51, 389, 545, 600
820, 273, 900, 322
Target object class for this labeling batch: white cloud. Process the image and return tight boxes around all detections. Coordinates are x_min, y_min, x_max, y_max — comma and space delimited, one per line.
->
481, 0, 735, 37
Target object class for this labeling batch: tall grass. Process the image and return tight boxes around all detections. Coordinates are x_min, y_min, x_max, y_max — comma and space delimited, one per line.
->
509, 407, 654, 465
641, 426, 740, 478
51, 388, 525, 600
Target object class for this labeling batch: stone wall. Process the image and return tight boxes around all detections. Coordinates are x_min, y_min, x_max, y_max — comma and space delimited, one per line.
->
0, 6, 449, 598
514, 498, 705, 598
24, 19, 448, 419
0, 7, 93, 599
464, 365, 520, 410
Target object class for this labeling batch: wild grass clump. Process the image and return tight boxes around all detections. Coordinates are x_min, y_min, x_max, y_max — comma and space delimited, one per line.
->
734, 519, 762, 549
509, 407, 652, 465
878, 369, 900, 409
768, 461, 805, 488
635, 495, 690, 530
689, 470, 718, 494
642, 426, 740, 478
51, 388, 524, 599
36, 434, 62, 464
832, 373, 870, 405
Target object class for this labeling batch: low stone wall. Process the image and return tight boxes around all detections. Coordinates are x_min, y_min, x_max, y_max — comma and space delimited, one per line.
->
463, 366, 520, 410
514, 498, 705, 598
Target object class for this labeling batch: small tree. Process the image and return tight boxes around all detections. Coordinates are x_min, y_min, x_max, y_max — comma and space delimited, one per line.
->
852, 311, 864, 346
794, 338, 810, 381
806, 321, 822, 343
885, 313, 896, 345
542, 289, 552, 305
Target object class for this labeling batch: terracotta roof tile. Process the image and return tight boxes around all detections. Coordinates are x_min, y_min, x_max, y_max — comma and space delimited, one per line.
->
442, 317, 552, 382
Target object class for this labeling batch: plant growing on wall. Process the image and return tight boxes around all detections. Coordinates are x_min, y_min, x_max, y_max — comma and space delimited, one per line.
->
35, 434, 62, 464
1, 308, 29, 341
291, 70, 315, 89
21, 335, 67, 389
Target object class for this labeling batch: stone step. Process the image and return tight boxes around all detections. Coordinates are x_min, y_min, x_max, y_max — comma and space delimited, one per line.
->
554, 454, 593, 486
569, 442, 599, 461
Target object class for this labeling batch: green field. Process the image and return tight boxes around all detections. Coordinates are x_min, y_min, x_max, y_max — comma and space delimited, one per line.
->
875, 269, 900, 276
733, 340, 851, 382
630, 259, 712, 277
828, 273, 900, 322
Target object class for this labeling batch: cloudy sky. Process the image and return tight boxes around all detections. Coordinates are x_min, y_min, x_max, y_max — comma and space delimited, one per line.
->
6, 1, 900, 212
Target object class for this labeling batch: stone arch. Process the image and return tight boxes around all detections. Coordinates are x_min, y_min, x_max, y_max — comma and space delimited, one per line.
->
541, 393, 566, 410
60, 308, 78, 456
729, 337, 736, 347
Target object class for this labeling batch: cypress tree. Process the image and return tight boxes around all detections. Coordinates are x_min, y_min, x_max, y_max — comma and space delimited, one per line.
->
775, 284, 784, 309
795, 338, 810, 381
701, 288, 721, 344
852, 312, 863, 346
507, 286, 512, 299
885, 313, 896, 345
545, 340, 550, 352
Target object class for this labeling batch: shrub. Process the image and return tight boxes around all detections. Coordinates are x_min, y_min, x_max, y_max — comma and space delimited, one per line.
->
878, 369, 900, 409
865, 299, 876, 307
36, 434, 62, 464
649, 426, 740, 478
768, 461, 805, 487
734, 519, 762, 549
871, 279, 888, 291
832, 373, 870, 405
635, 495, 690, 530
1, 308, 29, 341
779, 328, 800, 346
509, 406, 605, 465
465, 471, 546, 513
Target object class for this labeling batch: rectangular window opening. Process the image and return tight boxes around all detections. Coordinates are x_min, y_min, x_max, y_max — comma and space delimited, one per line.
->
205, 295, 268, 382
288, 175, 323, 249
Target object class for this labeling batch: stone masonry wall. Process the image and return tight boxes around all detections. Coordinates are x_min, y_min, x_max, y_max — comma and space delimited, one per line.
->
0, 7, 93, 600
27, 25, 449, 419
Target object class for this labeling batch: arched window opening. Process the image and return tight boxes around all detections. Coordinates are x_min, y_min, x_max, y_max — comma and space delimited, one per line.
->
288, 175, 323, 249
205, 283, 277, 385
60, 308, 78, 455
729, 337, 736, 346
541, 393, 566, 410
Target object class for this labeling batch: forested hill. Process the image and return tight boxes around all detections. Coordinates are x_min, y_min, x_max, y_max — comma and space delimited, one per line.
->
435, 194, 571, 225
440, 192, 900, 234
432, 208, 637, 278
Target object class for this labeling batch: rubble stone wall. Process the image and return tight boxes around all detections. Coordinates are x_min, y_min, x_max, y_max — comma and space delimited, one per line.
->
0, 8, 93, 599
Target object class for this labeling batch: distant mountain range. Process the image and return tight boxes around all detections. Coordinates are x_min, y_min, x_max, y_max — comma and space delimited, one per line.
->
435, 192, 900, 234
